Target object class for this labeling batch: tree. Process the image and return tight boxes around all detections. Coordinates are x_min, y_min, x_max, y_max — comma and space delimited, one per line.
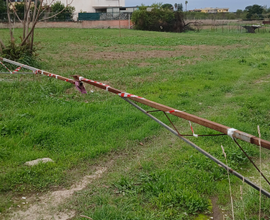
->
132, 5, 196, 33
174, 3, 183, 11
235, 9, 242, 18
50, 1, 75, 21
0, 0, 5, 14
161, 3, 173, 10
151, 3, 163, 9
245, 4, 264, 19
0, 0, 6, 25
0, 0, 74, 60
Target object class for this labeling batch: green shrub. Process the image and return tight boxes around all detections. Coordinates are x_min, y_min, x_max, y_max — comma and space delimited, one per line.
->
131, 7, 187, 32
1, 41, 40, 67
50, 1, 75, 21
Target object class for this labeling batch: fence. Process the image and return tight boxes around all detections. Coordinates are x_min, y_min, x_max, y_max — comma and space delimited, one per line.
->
186, 19, 270, 33
78, 12, 132, 21
0, 12, 75, 22
0, 12, 132, 22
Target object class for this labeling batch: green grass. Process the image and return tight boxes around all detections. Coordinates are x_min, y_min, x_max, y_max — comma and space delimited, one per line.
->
0, 28, 270, 218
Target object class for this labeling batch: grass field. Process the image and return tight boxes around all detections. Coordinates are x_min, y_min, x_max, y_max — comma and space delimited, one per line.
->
1, 28, 270, 219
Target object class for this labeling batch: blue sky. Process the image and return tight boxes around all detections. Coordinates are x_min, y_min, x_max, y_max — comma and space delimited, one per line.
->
125, 0, 269, 12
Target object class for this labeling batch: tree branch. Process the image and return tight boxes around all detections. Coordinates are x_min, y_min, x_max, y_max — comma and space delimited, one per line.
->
23, 0, 27, 38
7, 0, 22, 23
25, 0, 32, 40
20, 0, 43, 46
38, 0, 74, 21
32, 0, 43, 23
36, 0, 57, 20
0, 38, 6, 53
0, 39, 6, 49
6, 0, 14, 42
30, 0, 38, 50
20, 0, 73, 46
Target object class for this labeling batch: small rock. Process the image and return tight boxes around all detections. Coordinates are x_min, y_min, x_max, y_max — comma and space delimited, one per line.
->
22, 202, 25, 205
22, 197, 26, 200
24, 158, 54, 166
17, 205, 20, 208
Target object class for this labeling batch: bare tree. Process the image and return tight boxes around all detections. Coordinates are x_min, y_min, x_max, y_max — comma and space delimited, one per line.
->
0, 0, 74, 55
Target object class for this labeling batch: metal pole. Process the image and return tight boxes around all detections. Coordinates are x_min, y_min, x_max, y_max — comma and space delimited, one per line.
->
1, 57, 270, 150
122, 97, 270, 198
118, 0, 121, 37
0, 58, 75, 84
2, 57, 270, 196
0, 72, 34, 74
128, 13, 130, 29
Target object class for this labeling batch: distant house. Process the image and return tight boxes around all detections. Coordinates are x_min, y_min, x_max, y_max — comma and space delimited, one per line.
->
58, 0, 139, 20
190, 7, 229, 13
59, 0, 125, 13
216, 8, 229, 13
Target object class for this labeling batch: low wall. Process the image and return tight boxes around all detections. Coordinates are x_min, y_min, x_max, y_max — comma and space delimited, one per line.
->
0, 19, 264, 29
81, 20, 131, 29
0, 20, 132, 29
186, 19, 263, 25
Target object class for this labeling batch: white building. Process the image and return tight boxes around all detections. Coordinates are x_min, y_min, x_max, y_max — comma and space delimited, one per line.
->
61, 0, 125, 13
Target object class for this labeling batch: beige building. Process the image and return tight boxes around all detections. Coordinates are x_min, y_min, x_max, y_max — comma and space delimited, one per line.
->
192, 7, 229, 13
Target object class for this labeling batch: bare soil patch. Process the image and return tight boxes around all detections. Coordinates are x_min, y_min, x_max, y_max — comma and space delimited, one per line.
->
133, 72, 160, 83
211, 197, 224, 220
8, 167, 107, 220
254, 74, 270, 84
61, 44, 244, 62
137, 62, 152, 67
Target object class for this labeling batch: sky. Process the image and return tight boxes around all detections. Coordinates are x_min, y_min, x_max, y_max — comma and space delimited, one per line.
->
125, 0, 269, 12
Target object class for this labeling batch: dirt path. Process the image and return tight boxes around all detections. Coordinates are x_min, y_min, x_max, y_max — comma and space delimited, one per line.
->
8, 167, 107, 220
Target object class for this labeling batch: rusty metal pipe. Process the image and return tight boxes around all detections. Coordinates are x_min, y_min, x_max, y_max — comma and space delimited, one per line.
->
1, 57, 270, 150
0, 57, 75, 84
0, 72, 34, 74
122, 98, 270, 198
76, 76, 270, 150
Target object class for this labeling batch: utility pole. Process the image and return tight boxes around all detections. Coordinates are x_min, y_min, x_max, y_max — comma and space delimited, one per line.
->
118, 0, 121, 37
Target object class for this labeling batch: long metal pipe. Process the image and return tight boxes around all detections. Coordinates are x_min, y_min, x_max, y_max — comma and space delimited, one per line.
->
1, 57, 270, 150
0, 72, 34, 74
0, 58, 75, 84
122, 98, 270, 198
1, 57, 270, 196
